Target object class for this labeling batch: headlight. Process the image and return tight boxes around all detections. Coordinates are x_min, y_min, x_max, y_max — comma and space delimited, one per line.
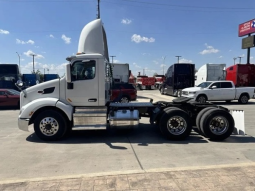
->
189, 92, 196, 94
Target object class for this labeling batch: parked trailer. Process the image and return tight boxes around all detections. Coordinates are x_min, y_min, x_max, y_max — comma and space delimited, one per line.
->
22, 74, 40, 88
17, 19, 241, 142
155, 75, 166, 89
136, 75, 155, 90
195, 64, 226, 86
226, 64, 255, 87
160, 63, 195, 97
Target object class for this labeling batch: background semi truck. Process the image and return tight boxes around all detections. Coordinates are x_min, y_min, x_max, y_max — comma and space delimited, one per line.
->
195, 64, 226, 86
225, 64, 255, 87
0, 64, 21, 91
111, 63, 129, 83
160, 63, 195, 97
17, 19, 241, 142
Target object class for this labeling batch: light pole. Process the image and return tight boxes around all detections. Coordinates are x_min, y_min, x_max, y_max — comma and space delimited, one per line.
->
110, 56, 116, 63
30, 53, 37, 73
16, 52, 20, 68
44, 68, 50, 74
233, 57, 237, 65
162, 56, 166, 75
175, 56, 181, 63
238, 56, 242, 64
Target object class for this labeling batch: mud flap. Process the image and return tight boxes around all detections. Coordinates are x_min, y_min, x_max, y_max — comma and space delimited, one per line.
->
230, 110, 245, 135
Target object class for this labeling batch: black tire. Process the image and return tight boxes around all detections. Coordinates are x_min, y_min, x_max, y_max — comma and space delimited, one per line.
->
120, 96, 130, 103
34, 110, 68, 141
200, 108, 234, 141
195, 107, 216, 134
159, 108, 192, 140
196, 95, 207, 103
238, 94, 249, 104
160, 87, 164, 95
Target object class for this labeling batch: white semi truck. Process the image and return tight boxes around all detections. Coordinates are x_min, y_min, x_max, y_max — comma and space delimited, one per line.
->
17, 19, 241, 141
195, 64, 226, 86
111, 63, 129, 83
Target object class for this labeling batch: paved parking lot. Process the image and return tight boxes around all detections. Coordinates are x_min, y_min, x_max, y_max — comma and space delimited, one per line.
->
0, 90, 255, 186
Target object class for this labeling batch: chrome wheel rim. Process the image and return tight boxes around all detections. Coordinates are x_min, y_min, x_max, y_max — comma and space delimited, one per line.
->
241, 96, 248, 103
39, 117, 59, 136
209, 116, 229, 135
198, 96, 206, 103
120, 97, 129, 103
167, 116, 187, 135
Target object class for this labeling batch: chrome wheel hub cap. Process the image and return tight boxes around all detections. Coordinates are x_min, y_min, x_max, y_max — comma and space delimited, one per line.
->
167, 116, 187, 135
39, 117, 59, 136
241, 96, 248, 103
209, 116, 229, 135
120, 97, 129, 103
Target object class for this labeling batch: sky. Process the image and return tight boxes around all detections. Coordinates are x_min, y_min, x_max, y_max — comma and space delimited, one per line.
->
0, 0, 255, 77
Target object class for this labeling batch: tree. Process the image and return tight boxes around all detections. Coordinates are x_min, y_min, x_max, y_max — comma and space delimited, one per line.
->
153, 72, 158, 77
33, 69, 44, 82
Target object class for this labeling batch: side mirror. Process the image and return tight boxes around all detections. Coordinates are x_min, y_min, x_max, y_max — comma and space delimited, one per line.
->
211, 86, 217, 89
17, 80, 23, 87
66, 63, 71, 83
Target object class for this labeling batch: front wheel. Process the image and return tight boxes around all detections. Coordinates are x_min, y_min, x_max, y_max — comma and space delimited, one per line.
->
196, 95, 207, 103
34, 110, 68, 141
159, 109, 192, 140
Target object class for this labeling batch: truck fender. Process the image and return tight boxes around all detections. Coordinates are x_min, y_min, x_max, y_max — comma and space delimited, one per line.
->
56, 101, 73, 121
19, 98, 59, 119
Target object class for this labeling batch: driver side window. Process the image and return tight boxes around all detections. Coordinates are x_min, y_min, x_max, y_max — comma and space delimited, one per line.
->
71, 60, 96, 81
210, 82, 221, 88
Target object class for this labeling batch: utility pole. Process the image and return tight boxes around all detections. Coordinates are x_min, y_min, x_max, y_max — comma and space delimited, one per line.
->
233, 57, 237, 65
16, 52, 20, 69
97, 0, 100, 19
238, 56, 242, 64
110, 56, 116, 63
162, 56, 166, 75
30, 53, 37, 73
143, 68, 145, 75
175, 56, 181, 63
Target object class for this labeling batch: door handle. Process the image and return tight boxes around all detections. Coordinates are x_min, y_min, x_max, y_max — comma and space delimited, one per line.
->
88, 98, 97, 102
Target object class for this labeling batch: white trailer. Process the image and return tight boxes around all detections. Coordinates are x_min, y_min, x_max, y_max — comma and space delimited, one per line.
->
111, 63, 129, 83
17, 19, 242, 142
195, 64, 226, 86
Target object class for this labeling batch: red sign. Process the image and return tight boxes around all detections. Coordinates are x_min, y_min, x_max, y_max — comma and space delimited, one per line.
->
239, 19, 255, 37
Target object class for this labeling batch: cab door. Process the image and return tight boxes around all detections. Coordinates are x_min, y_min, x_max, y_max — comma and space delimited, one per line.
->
66, 59, 99, 106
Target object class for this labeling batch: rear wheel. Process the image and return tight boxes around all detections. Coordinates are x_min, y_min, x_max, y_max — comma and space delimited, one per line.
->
159, 108, 192, 140
195, 107, 216, 134
160, 87, 164, 95
200, 108, 234, 141
34, 110, 68, 141
238, 94, 249, 104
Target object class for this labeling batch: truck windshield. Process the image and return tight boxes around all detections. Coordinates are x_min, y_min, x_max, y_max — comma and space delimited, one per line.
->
197, 82, 212, 88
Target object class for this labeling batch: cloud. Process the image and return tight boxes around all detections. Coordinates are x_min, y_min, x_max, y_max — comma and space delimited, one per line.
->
121, 19, 132, 25
199, 43, 219, 55
49, 34, 54, 38
133, 63, 141, 68
61, 34, 71, 44
153, 60, 159, 65
239, 54, 245, 57
229, 50, 232, 52
251, 56, 254, 60
219, 56, 223, 58
21, 62, 67, 76
179, 58, 193, 63
23, 50, 44, 59
16, 39, 35, 45
131, 34, 155, 43
113, 59, 120, 63
21, 59, 25, 61
160, 64, 166, 68
0, 29, 9, 34
142, 53, 151, 56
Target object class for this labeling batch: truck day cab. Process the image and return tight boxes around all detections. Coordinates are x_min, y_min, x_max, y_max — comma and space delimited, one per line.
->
181, 81, 255, 104
17, 19, 242, 141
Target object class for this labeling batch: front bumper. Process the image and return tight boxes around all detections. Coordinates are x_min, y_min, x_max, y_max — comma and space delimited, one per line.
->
18, 118, 30, 131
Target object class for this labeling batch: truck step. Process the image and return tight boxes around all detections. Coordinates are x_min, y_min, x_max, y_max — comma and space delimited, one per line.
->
72, 125, 106, 130
73, 107, 107, 126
